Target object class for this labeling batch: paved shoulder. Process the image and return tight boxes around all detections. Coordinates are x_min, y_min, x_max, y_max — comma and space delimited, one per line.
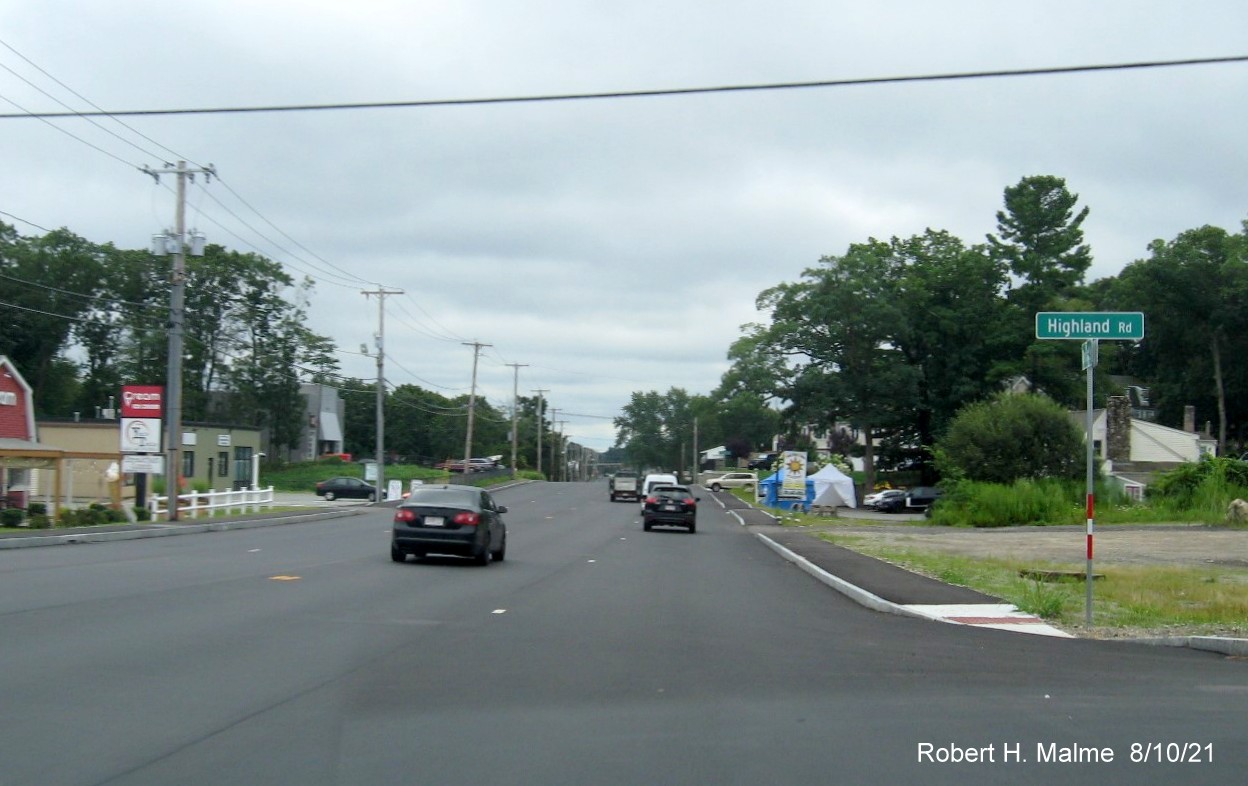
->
761, 527, 999, 606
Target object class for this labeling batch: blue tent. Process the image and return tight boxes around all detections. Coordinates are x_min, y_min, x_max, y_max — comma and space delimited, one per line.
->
757, 468, 815, 511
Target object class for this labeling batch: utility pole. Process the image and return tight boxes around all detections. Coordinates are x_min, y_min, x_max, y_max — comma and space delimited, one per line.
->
462, 342, 492, 473
557, 420, 568, 482
693, 417, 699, 485
506, 363, 528, 479
363, 287, 403, 499
532, 389, 548, 478
143, 160, 215, 521
549, 408, 560, 481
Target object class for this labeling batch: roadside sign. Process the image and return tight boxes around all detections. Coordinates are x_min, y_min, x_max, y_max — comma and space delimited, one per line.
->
779, 451, 807, 499
121, 385, 164, 417
120, 417, 163, 453
1035, 312, 1144, 340
122, 454, 165, 474
1081, 339, 1099, 371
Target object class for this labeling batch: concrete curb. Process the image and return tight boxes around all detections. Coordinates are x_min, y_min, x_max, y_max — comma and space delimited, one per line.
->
0, 509, 364, 550
1127, 635, 1248, 657
756, 531, 930, 621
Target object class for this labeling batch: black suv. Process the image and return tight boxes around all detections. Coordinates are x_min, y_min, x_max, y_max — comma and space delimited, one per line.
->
746, 454, 779, 471
642, 484, 700, 533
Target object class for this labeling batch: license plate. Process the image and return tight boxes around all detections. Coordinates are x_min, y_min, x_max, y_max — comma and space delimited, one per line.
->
423, 516, 445, 527
662, 504, 677, 512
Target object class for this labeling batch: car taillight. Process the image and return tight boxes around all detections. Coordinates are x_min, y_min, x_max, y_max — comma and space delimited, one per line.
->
394, 509, 417, 524
645, 496, 658, 505
452, 511, 480, 526
685, 499, 697, 508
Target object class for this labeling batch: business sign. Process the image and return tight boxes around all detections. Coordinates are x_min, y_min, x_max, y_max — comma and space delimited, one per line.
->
779, 451, 808, 499
122, 454, 165, 474
120, 417, 163, 453
1035, 312, 1144, 341
121, 385, 164, 417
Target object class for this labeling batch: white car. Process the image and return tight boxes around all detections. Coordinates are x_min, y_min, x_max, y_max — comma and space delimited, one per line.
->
704, 472, 758, 492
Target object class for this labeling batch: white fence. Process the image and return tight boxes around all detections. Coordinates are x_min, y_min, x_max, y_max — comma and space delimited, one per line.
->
151, 486, 275, 519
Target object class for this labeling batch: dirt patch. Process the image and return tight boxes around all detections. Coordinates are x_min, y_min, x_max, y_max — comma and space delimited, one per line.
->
816, 523, 1248, 570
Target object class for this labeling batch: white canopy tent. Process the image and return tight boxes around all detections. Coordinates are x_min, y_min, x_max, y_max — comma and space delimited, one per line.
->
808, 464, 857, 508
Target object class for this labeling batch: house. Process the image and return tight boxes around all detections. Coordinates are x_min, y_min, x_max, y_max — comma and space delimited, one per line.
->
35, 419, 265, 498
0, 357, 123, 519
1073, 396, 1217, 499
277, 383, 346, 463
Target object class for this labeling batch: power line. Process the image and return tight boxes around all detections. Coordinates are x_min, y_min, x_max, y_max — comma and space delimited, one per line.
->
1, 55, 1244, 120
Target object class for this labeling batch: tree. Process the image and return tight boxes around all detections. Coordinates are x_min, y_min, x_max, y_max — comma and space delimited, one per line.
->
934, 392, 1084, 483
889, 230, 1009, 476
987, 175, 1094, 405
614, 389, 697, 472
1108, 223, 1248, 452
754, 240, 917, 492
0, 225, 107, 413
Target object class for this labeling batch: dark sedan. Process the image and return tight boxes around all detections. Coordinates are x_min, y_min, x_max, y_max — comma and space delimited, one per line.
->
642, 484, 699, 533
314, 476, 377, 502
391, 485, 508, 565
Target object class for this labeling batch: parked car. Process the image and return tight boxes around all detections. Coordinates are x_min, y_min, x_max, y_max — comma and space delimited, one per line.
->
905, 486, 943, 510
864, 489, 906, 509
314, 476, 377, 502
875, 486, 942, 513
468, 457, 500, 472
642, 484, 699, 533
704, 472, 758, 492
391, 484, 508, 565
746, 454, 779, 471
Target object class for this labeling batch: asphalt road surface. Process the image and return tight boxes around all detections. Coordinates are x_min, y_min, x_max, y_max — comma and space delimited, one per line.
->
1, 481, 1245, 785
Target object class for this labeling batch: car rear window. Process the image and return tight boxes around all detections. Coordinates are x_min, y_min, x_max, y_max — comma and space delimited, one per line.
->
651, 486, 692, 500
404, 489, 478, 508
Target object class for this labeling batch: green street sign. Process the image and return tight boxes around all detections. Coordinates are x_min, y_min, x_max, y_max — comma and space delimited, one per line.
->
1035, 312, 1144, 340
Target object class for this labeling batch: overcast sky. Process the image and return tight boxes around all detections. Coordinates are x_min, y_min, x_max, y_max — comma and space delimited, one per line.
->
3, 1, 1246, 452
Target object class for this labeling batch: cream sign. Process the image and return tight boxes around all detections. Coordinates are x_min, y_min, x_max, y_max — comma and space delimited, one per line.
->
0, 391, 15, 406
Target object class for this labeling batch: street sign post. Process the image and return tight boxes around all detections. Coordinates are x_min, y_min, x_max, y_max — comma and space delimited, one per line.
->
1035, 312, 1144, 340
1037, 312, 1144, 626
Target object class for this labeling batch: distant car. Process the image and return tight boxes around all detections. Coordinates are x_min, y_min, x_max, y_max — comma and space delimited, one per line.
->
746, 454, 779, 471
468, 458, 500, 472
642, 484, 699, 533
315, 476, 377, 502
864, 489, 906, 509
391, 484, 508, 565
875, 486, 942, 513
704, 472, 758, 492
435, 459, 471, 473
639, 473, 679, 509
906, 486, 943, 510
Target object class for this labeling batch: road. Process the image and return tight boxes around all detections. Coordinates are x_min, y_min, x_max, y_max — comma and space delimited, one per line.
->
0, 481, 1244, 785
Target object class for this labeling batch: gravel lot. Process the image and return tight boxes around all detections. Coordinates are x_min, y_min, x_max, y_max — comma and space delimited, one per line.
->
820, 522, 1248, 571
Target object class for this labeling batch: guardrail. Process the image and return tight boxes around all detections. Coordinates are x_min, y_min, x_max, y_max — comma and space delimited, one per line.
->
152, 486, 275, 519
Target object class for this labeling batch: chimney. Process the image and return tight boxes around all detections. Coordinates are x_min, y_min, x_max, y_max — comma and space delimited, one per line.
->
1183, 405, 1196, 433
1106, 395, 1132, 463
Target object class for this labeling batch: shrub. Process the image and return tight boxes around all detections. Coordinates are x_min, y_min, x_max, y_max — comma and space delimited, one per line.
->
27, 514, 51, 529
1, 508, 24, 527
134, 506, 152, 522
27, 502, 47, 516
935, 392, 1086, 484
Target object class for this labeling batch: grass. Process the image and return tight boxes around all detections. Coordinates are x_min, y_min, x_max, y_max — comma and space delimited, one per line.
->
817, 532, 1248, 637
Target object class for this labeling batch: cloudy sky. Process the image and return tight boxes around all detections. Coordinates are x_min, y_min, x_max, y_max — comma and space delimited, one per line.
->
3, 1, 1246, 452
